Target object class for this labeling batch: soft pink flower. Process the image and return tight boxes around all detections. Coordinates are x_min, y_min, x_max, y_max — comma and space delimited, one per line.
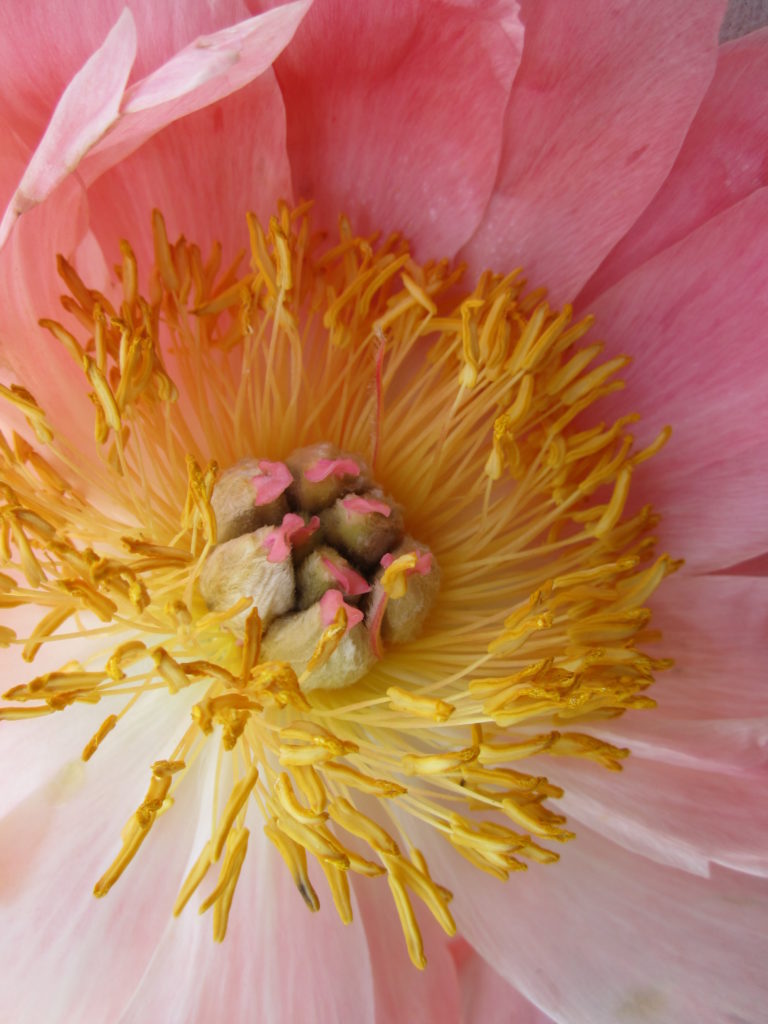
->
0, 2, 766, 1023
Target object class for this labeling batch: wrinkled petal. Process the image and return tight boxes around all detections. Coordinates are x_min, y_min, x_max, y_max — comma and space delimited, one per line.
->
263, 0, 523, 258
81, 2, 311, 188
0, 0, 249, 149
461, 0, 725, 304
583, 26, 768, 301
0, 9, 137, 247
588, 188, 768, 572
0, 3, 311, 246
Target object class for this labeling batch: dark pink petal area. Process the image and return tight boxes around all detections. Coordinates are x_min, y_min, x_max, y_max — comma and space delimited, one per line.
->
421, 825, 768, 1024
461, 0, 726, 304
583, 26, 768, 302
261, 0, 523, 258
588, 188, 768, 572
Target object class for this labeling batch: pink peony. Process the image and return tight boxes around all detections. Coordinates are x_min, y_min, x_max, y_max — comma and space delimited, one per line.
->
0, 2, 766, 1022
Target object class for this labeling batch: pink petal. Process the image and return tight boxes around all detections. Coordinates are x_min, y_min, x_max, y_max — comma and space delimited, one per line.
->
583, 27, 768, 301
118, 822, 382, 1024
718, 550, 768, 576
0, 4, 310, 251
587, 189, 768, 572
556, 755, 768, 878
420, 824, 768, 1024
652, 574, 768, 718
0, 173, 98, 451
460, 0, 726, 304
0, 690, 204, 1023
86, 73, 292, 270
0, 612, 146, 821
0, 128, 29, 216
349, 874, 462, 1024
450, 939, 555, 1024
594, 711, 768, 776
0, 1, 249, 153
80, 3, 311, 189
0, 9, 137, 248
581, 574, 768, 767
265, 0, 524, 257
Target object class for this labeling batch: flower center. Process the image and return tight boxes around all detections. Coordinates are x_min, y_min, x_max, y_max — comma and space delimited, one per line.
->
0, 204, 677, 968
200, 444, 439, 689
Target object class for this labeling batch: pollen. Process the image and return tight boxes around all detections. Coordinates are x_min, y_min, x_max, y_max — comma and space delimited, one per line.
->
0, 204, 677, 967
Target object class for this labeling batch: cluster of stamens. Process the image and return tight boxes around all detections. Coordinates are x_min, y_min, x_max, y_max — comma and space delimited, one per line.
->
0, 204, 678, 968
199, 443, 439, 690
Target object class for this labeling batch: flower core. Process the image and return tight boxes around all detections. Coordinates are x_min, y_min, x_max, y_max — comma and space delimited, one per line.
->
199, 444, 440, 689
0, 205, 676, 967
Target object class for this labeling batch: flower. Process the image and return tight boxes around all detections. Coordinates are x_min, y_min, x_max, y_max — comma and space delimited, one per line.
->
0, 2, 767, 1023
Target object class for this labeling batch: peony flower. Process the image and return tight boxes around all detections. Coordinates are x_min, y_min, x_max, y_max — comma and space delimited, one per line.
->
0, 1, 766, 1022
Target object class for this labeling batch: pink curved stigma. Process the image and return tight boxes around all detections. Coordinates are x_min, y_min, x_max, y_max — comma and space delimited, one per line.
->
305, 457, 360, 483
264, 513, 320, 563
251, 460, 293, 505
320, 588, 364, 631
342, 495, 391, 518
321, 556, 371, 596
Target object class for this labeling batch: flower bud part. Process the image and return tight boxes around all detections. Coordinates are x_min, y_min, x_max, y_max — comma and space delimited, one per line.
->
211, 458, 290, 543
287, 443, 370, 512
297, 545, 370, 609
261, 596, 375, 692
198, 528, 295, 634
320, 490, 404, 568
369, 538, 440, 647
